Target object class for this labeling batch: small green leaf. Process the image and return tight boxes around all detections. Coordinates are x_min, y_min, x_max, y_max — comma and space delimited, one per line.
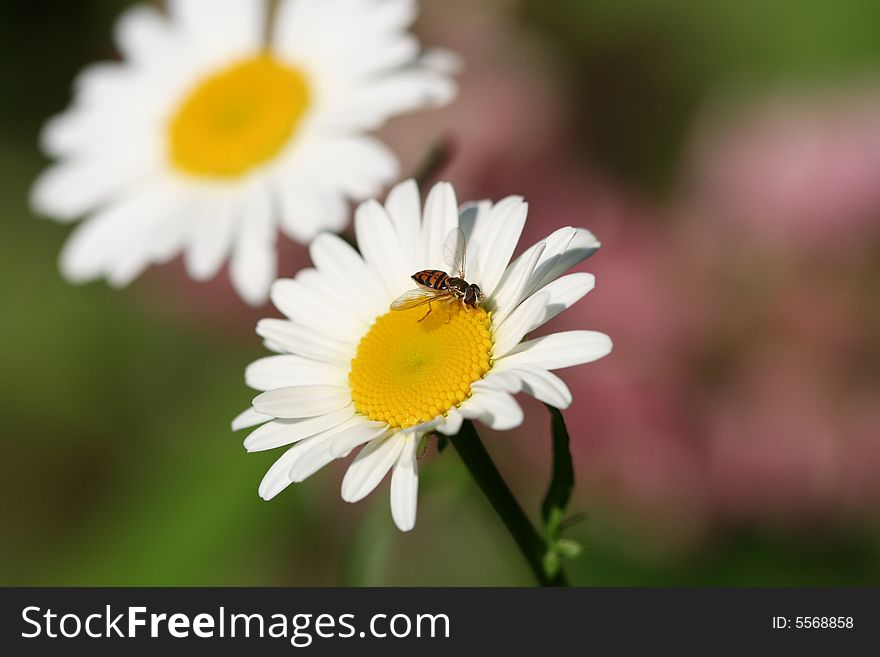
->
558, 512, 588, 532
541, 405, 575, 538
543, 549, 561, 578
417, 434, 430, 459
555, 539, 583, 559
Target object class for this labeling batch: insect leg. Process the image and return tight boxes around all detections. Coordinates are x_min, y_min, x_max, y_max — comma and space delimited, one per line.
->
445, 297, 457, 324
418, 301, 433, 322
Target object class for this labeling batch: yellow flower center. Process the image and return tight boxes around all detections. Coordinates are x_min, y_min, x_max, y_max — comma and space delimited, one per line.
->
349, 303, 494, 429
168, 54, 310, 178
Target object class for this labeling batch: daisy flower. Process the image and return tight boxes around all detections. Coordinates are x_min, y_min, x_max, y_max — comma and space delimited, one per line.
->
234, 179, 612, 531
31, 0, 457, 304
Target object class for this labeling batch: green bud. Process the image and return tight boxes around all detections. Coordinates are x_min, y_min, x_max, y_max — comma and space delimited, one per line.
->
556, 539, 583, 559
543, 550, 561, 577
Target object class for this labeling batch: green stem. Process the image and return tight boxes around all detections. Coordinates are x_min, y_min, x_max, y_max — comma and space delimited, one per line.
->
413, 140, 452, 187
449, 421, 568, 587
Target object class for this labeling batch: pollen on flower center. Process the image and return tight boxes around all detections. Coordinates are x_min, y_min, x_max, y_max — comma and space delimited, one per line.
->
349, 303, 493, 429
169, 54, 310, 178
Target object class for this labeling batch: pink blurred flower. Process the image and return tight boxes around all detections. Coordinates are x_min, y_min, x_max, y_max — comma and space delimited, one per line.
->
703, 343, 880, 526
686, 90, 880, 251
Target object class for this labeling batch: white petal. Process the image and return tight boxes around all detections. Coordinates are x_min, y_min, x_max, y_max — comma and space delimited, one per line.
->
355, 199, 410, 296
329, 421, 390, 458
343, 36, 419, 78
512, 272, 595, 328
491, 227, 599, 314
271, 277, 369, 342
272, 0, 455, 132
245, 355, 348, 391
114, 4, 176, 67
421, 181, 458, 268
384, 178, 422, 271
418, 47, 463, 74
308, 232, 365, 280
72, 62, 140, 108
31, 160, 145, 222
483, 366, 573, 409
291, 136, 399, 200
456, 200, 491, 287
492, 291, 551, 359
296, 267, 378, 327
40, 111, 91, 158
257, 437, 320, 500
58, 183, 187, 286
274, 0, 417, 58
259, 420, 358, 498
358, 0, 418, 33
308, 234, 387, 320
493, 273, 596, 357
321, 71, 456, 131
39, 100, 164, 165
499, 331, 613, 371
244, 406, 355, 452
435, 408, 463, 436
252, 385, 351, 419
184, 194, 237, 281
390, 437, 419, 531
341, 433, 405, 503
105, 215, 189, 288
58, 205, 132, 283
457, 200, 491, 237
275, 182, 348, 244
272, 0, 345, 56
489, 242, 545, 322
169, 0, 265, 64
400, 417, 443, 435
230, 183, 276, 305
288, 435, 339, 483
232, 406, 272, 431
459, 384, 524, 431
525, 228, 601, 300
262, 338, 287, 354
255, 318, 298, 353
469, 197, 528, 298
256, 319, 355, 365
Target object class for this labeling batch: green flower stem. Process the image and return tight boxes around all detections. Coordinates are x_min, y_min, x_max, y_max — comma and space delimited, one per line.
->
449, 420, 568, 587
413, 140, 451, 187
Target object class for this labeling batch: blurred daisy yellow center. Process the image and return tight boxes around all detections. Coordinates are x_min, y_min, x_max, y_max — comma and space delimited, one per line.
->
169, 54, 310, 178
349, 304, 493, 429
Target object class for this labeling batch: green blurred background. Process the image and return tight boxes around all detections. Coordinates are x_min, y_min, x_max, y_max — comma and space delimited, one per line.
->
2, 0, 880, 586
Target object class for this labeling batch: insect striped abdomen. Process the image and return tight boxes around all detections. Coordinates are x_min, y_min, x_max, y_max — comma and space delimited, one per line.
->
412, 269, 448, 290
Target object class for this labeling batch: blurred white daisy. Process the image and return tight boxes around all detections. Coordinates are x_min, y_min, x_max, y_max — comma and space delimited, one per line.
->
233, 179, 612, 531
31, 0, 457, 304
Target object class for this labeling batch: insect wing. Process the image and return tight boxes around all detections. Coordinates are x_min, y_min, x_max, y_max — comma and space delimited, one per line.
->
442, 228, 467, 278
390, 288, 442, 311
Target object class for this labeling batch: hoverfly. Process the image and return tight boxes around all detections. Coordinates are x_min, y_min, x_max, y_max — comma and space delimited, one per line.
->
390, 228, 484, 321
